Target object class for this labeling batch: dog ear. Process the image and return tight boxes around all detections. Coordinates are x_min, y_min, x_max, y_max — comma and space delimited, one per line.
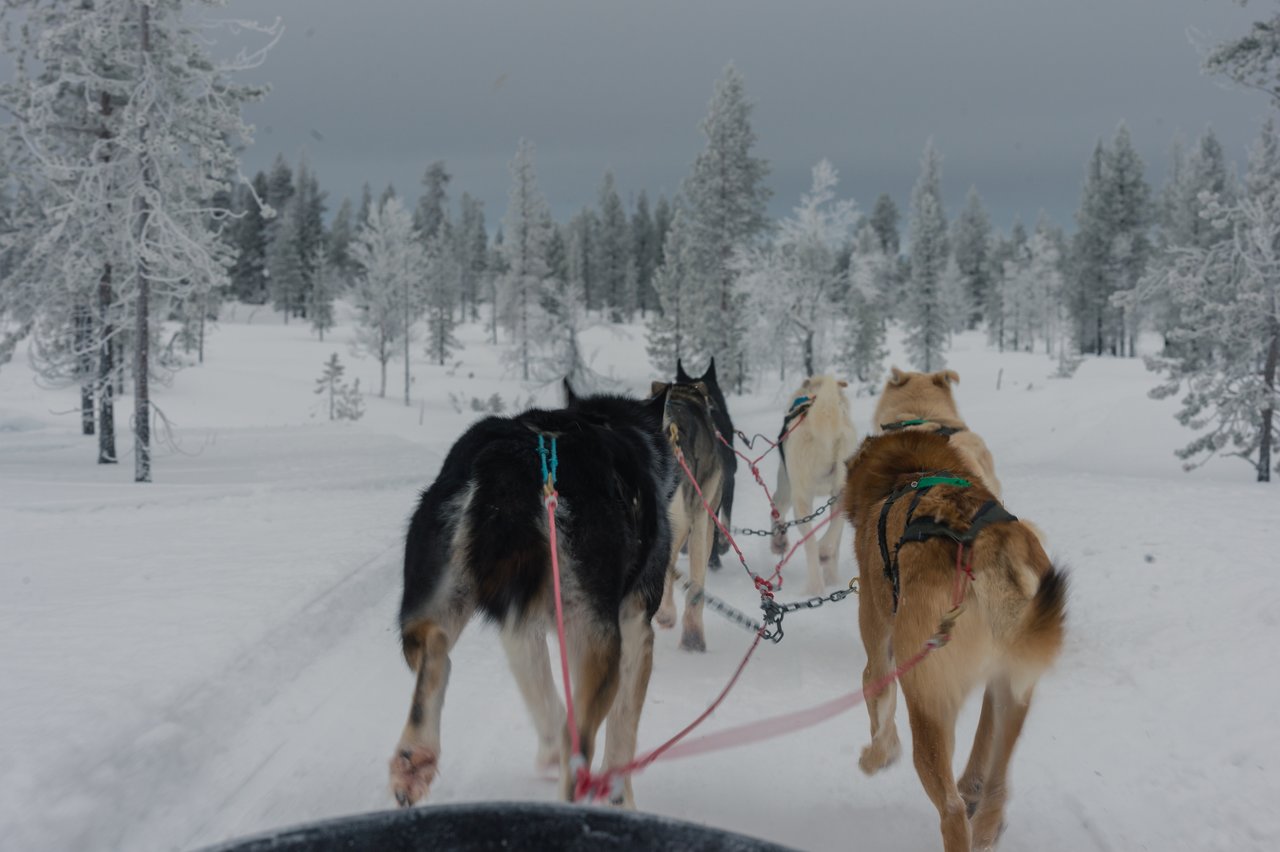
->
887, 366, 909, 387
932, 370, 960, 387
563, 378, 579, 406
644, 383, 669, 419
837, 379, 849, 388
675, 359, 691, 383
703, 357, 717, 383
651, 380, 670, 398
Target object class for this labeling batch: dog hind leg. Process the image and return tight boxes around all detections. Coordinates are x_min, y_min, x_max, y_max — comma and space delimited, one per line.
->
655, 503, 689, 630
817, 494, 845, 587
680, 510, 713, 652
969, 677, 1032, 851
958, 684, 997, 816
500, 619, 566, 773
905, 695, 971, 852
793, 494, 824, 596
559, 622, 622, 802
389, 608, 470, 807
770, 461, 792, 555
602, 593, 655, 807
857, 586, 900, 775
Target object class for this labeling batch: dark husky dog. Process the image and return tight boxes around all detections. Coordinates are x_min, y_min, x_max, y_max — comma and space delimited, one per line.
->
676, 358, 736, 569
651, 377, 725, 652
389, 384, 676, 808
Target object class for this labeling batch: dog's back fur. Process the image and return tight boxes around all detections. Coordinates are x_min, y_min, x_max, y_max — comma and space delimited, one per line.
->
652, 378, 724, 651
390, 389, 676, 808
400, 391, 673, 629
677, 358, 736, 567
770, 375, 858, 595
873, 367, 1002, 499
842, 430, 1065, 851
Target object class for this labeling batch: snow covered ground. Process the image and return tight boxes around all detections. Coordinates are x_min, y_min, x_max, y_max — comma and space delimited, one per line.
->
1, 307, 1277, 851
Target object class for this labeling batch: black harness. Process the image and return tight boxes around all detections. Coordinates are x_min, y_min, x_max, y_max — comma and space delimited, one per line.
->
876, 474, 1018, 612
880, 419, 965, 438
776, 395, 813, 462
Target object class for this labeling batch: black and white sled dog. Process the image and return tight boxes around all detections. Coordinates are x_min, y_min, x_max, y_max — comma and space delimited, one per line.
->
769, 375, 858, 597
651, 376, 725, 652
675, 358, 737, 570
389, 383, 677, 809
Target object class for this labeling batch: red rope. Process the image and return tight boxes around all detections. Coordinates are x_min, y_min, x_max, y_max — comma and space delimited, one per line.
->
671, 444, 764, 591
545, 491, 587, 799
564, 434, 977, 801
576, 631, 765, 801
764, 513, 833, 589
577, 592, 957, 799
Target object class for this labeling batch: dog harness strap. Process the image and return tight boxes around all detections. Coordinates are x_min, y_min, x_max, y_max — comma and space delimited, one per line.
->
914, 475, 973, 489
880, 419, 967, 438
878, 472, 984, 613
963, 499, 1018, 539
877, 478, 930, 613
781, 397, 812, 428
877, 494, 898, 606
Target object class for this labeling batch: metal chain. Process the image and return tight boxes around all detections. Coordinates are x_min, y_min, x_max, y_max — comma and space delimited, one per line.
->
759, 578, 860, 644
689, 588, 766, 635
731, 495, 838, 537
673, 571, 766, 635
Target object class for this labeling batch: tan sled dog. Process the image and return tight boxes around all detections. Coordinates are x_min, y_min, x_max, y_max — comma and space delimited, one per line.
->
770, 375, 858, 596
843, 430, 1066, 852
873, 367, 1002, 498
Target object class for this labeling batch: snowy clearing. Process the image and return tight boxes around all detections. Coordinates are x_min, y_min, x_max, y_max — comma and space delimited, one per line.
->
1, 311, 1277, 852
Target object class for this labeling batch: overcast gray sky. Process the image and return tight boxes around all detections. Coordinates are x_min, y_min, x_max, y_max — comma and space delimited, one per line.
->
224, 0, 1270, 232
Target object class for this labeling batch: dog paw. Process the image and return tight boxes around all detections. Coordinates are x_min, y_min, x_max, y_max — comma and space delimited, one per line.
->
679, 628, 707, 652
971, 814, 1007, 851
858, 738, 900, 775
654, 606, 676, 629
958, 777, 983, 817
535, 739, 562, 776
389, 744, 438, 807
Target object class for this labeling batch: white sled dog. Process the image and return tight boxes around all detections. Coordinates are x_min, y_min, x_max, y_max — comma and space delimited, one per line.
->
770, 375, 858, 596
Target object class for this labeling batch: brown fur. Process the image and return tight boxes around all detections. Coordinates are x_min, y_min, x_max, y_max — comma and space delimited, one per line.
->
872, 367, 1002, 499
842, 431, 1066, 852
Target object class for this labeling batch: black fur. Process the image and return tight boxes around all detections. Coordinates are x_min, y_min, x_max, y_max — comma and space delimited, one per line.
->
676, 358, 737, 565
399, 390, 677, 632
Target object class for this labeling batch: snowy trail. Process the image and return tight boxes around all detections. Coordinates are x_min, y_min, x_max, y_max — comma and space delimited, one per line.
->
9, 447, 1275, 852
3, 322, 1278, 851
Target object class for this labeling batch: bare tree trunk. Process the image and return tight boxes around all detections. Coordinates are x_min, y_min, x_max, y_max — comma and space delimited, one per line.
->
197, 295, 205, 364
76, 300, 95, 435
98, 266, 117, 464
403, 277, 411, 406
380, 344, 387, 398
520, 277, 529, 381
1259, 312, 1278, 483
134, 3, 152, 483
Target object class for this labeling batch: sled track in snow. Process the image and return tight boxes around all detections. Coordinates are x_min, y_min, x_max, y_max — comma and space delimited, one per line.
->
5, 541, 403, 852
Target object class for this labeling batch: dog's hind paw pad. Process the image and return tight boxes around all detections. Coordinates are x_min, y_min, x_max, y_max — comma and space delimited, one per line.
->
679, 629, 707, 652
389, 745, 438, 807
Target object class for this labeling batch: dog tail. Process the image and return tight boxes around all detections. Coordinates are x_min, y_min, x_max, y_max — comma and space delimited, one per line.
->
1013, 565, 1067, 666
996, 561, 1067, 698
